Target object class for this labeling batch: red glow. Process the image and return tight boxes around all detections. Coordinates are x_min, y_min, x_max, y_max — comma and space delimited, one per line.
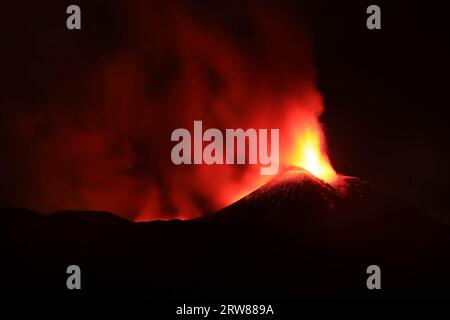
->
10, 1, 340, 221
287, 116, 337, 184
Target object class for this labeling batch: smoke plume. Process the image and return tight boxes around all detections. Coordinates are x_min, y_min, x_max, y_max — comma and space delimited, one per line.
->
6, 1, 329, 221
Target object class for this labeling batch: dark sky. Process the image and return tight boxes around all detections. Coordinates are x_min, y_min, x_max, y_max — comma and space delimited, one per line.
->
310, 1, 450, 223
1, 0, 449, 222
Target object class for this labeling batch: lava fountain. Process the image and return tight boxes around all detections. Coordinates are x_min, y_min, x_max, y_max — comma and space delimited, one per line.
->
281, 96, 339, 185
291, 125, 337, 184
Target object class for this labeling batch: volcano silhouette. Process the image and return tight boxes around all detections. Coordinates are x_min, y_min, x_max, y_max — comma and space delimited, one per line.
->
201, 166, 446, 245
200, 166, 357, 228
1, 167, 449, 300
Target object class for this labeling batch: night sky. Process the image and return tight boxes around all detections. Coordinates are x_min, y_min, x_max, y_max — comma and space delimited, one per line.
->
1, 0, 449, 223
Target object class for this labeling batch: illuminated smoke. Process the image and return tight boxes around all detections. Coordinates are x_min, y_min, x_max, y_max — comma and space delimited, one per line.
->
10, 1, 337, 220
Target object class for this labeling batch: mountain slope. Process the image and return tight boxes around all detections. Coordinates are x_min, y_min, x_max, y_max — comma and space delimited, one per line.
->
1, 167, 449, 300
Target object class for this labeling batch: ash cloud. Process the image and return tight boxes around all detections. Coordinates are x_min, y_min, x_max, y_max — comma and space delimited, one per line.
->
3, 1, 326, 220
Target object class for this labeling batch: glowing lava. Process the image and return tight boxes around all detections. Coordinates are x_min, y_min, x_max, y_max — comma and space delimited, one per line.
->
291, 126, 337, 184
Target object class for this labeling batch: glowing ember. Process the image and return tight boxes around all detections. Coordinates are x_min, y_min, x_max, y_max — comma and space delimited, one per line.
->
291, 126, 337, 184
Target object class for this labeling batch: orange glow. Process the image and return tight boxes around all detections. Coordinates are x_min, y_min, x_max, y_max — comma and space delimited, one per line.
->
291, 126, 337, 183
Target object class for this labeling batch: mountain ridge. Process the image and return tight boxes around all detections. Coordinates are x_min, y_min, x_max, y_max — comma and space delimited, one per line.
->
1, 167, 449, 300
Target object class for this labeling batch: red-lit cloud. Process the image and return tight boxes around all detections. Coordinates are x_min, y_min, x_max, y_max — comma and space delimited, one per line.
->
10, 1, 334, 221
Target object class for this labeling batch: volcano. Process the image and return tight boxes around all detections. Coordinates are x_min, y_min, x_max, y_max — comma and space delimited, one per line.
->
1, 167, 449, 300
200, 166, 350, 227
201, 167, 446, 246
